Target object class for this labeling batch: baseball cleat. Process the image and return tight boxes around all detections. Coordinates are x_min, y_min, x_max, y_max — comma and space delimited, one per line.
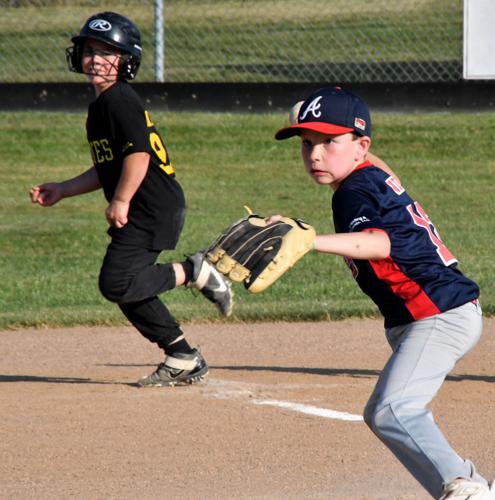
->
186, 251, 233, 317
438, 479, 495, 499
137, 349, 208, 387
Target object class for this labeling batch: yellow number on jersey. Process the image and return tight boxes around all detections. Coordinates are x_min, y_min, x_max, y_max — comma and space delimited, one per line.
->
145, 110, 175, 175
145, 110, 154, 127
150, 132, 174, 175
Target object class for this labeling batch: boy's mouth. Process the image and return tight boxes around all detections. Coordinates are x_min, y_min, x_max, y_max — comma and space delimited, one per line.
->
310, 169, 329, 177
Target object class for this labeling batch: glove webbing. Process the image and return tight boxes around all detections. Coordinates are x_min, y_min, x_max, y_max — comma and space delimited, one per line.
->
221, 222, 291, 265
208, 217, 248, 253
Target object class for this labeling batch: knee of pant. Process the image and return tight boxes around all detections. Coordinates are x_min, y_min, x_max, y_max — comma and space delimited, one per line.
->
363, 401, 377, 430
98, 273, 127, 303
363, 400, 391, 436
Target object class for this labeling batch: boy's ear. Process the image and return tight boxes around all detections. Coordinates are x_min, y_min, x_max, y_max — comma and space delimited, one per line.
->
357, 136, 371, 158
352, 135, 371, 163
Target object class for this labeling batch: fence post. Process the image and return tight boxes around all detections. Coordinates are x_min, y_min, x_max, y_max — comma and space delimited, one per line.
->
154, 0, 165, 82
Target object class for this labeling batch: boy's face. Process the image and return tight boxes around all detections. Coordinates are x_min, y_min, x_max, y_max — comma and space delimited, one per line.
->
299, 130, 370, 190
82, 39, 122, 88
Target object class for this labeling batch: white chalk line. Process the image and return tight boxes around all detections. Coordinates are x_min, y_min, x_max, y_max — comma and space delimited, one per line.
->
252, 399, 363, 422
205, 379, 363, 422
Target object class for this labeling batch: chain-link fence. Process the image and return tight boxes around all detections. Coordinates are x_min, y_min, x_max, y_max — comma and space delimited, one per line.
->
0, 0, 463, 84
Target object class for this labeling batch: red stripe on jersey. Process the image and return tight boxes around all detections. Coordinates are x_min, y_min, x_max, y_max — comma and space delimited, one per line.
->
353, 160, 373, 172
368, 257, 440, 320
354, 229, 440, 320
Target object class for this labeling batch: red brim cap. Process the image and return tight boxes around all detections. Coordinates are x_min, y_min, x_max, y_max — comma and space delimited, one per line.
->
275, 122, 354, 141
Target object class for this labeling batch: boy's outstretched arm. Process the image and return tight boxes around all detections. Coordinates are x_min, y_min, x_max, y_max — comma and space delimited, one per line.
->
30, 166, 101, 207
266, 215, 390, 261
314, 230, 391, 260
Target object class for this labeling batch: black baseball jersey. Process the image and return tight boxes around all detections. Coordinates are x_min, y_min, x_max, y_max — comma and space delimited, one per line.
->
86, 81, 185, 250
332, 161, 479, 328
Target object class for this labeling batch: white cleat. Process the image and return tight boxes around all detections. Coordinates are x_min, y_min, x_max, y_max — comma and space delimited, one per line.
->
439, 479, 495, 500
187, 252, 233, 317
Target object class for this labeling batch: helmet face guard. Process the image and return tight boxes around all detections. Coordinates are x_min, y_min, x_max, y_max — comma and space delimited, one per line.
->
66, 11, 142, 80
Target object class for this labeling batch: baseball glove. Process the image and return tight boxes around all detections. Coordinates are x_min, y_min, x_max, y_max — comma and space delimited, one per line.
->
206, 208, 315, 293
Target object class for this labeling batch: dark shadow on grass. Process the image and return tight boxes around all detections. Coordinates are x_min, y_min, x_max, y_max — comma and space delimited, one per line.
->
447, 373, 495, 383
213, 365, 379, 378
0, 374, 136, 386
97, 363, 156, 368
211, 366, 495, 383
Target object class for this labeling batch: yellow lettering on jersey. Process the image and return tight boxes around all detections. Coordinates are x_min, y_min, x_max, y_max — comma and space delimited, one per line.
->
100, 139, 114, 161
145, 110, 154, 127
89, 143, 97, 164
89, 139, 114, 164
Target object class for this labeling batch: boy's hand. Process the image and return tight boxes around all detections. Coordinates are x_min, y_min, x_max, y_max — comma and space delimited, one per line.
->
205, 211, 315, 293
106, 199, 129, 228
265, 214, 284, 225
30, 183, 64, 206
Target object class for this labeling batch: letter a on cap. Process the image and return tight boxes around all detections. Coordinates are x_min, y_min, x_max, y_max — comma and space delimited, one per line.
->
300, 96, 323, 120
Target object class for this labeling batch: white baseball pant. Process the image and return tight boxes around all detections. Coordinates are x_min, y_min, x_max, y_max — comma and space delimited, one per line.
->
364, 300, 485, 498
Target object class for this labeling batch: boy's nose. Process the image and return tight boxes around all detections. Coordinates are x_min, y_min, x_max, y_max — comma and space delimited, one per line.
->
310, 145, 323, 161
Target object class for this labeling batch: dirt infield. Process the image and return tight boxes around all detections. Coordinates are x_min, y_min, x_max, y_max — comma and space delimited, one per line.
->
1, 318, 494, 500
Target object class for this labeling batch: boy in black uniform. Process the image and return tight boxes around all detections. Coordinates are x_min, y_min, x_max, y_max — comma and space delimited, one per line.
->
30, 11, 233, 387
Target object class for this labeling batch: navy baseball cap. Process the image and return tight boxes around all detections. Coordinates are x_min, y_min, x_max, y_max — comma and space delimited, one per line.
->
275, 86, 371, 140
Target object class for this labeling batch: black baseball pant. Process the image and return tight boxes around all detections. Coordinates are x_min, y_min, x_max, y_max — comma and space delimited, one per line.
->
98, 239, 183, 351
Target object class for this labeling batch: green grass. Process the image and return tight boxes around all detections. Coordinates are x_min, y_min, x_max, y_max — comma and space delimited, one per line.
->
1, 110, 494, 329
0, 0, 462, 82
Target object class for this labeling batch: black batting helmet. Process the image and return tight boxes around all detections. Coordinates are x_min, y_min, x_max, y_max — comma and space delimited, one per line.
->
66, 11, 142, 80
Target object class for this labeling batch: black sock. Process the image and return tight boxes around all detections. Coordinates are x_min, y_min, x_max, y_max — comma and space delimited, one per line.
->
181, 259, 194, 284
166, 338, 194, 356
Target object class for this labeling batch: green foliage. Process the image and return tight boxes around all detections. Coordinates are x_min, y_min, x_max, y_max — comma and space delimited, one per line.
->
1, 110, 494, 328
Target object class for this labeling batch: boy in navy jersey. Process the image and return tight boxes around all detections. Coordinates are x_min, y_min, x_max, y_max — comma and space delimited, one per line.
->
275, 87, 492, 499
30, 12, 233, 387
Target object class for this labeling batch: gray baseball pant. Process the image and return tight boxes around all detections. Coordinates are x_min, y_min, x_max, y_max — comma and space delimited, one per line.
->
363, 301, 485, 498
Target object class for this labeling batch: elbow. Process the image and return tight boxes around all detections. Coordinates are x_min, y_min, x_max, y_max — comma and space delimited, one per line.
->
377, 236, 391, 260
368, 230, 391, 260
375, 246, 391, 260
382, 235, 391, 259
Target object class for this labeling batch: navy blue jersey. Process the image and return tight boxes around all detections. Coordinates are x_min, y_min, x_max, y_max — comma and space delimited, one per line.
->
332, 161, 479, 328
